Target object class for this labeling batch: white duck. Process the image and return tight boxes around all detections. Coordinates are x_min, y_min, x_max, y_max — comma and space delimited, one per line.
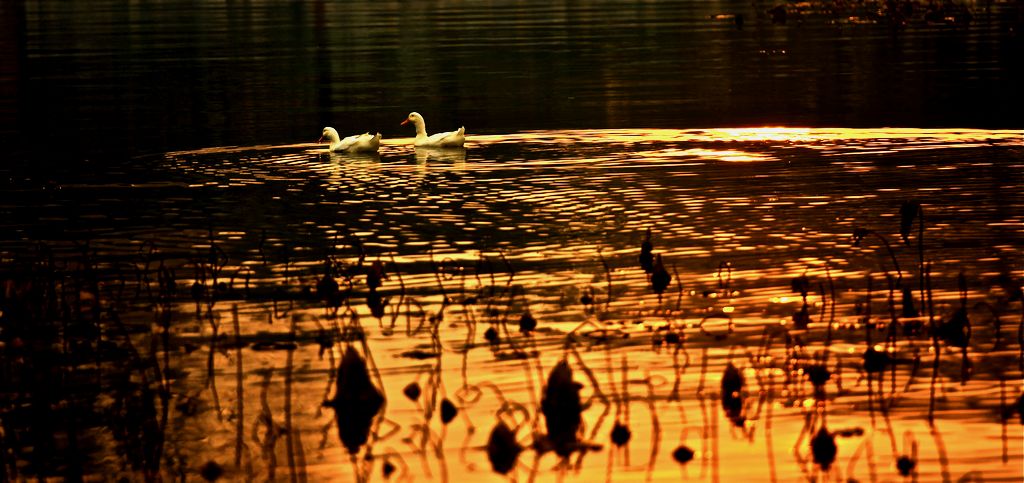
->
319, 127, 381, 153
400, 112, 465, 148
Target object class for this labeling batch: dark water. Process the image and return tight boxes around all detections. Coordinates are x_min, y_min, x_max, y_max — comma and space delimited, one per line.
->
2, 0, 1022, 160
1, 1, 1023, 482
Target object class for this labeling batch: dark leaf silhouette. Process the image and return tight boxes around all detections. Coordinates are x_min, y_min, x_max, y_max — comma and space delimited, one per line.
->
541, 360, 583, 457
721, 363, 745, 424
440, 398, 457, 424
665, 331, 681, 344
519, 311, 537, 333
806, 364, 830, 387
938, 307, 970, 348
672, 445, 695, 464
852, 227, 870, 246
484, 327, 499, 345
896, 455, 916, 476
317, 261, 340, 306
639, 228, 654, 273
486, 421, 523, 474
367, 260, 386, 292
995, 270, 1022, 302
721, 362, 744, 397
1016, 393, 1023, 425
382, 460, 396, 478
901, 286, 919, 318
199, 461, 224, 481
863, 347, 891, 373
810, 427, 837, 470
326, 346, 385, 454
899, 201, 920, 246
367, 291, 387, 319
580, 287, 594, 307
191, 281, 205, 302
792, 304, 810, 330
791, 275, 810, 298
611, 422, 631, 446
651, 254, 671, 294
403, 382, 421, 401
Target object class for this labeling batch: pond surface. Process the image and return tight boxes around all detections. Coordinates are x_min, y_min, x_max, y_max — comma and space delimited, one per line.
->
1, 0, 1023, 481
3, 0, 1022, 159
1, 128, 1022, 481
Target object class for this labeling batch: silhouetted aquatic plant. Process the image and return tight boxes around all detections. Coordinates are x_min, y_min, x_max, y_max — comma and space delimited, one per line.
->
316, 260, 341, 310
810, 427, 837, 471
901, 286, 920, 324
403, 382, 422, 401
938, 307, 971, 349
199, 460, 224, 481
439, 398, 457, 424
805, 364, 831, 388
486, 421, 522, 474
720, 362, 746, 427
579, 286, 594, 308
851, 227, 903, 286
1016, 393, 1024, 426
651, 254, 671, 295
519, 310, 537, 334
863, 348, 892, 375
639, 227, 654, 273
791, 274, 812, 329
899, 201, 920, 246
366, 260, 386, 292
935, 272, 972, 362
671, 445, 694, 464
539, 360, 584, 457
895, 431, 918, 478
896, 454, 916, 477
366, 291, 387, 319
484, 326, 500, 346
925, 263, 942, 424
610, 421, 631, 447
791, 274, 810, 298
325, 346, 385, 455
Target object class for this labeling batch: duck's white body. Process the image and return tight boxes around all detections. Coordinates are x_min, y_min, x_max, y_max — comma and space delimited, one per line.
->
320, 127, 381, 153
401, 112, 465, 148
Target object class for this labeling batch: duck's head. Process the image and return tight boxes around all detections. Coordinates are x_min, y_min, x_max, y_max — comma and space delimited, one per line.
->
319, 127, 339, 143
400, 112, 423, 127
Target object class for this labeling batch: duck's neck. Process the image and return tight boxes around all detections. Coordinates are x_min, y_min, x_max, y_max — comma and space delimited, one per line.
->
413, 119, 427, 139
325, 133, 342, 150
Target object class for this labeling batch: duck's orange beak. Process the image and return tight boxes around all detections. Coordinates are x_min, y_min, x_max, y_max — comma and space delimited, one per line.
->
317, 136, 324, 143
400, 119, 410, 126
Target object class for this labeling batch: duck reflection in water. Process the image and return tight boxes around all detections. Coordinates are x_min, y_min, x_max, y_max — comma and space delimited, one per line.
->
326, 151, 382, 164
415, 146, 467, 166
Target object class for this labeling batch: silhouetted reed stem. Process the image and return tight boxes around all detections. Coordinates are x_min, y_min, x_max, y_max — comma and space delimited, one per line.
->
598, 249, 612, 311
285, 316, 298, 483
233, 305, 245, 469
869, 231, 903, 286
917, 206, 926, 323
1019, 298, 1024, 373
824, 266, 836, 364
926, 264, 939, 424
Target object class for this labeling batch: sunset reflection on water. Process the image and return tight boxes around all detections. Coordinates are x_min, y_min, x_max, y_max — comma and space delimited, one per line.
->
1, 128, 1021, 481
